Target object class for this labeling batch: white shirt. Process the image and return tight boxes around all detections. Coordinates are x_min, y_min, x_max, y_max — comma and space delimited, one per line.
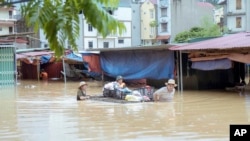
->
153, 87, 175, 101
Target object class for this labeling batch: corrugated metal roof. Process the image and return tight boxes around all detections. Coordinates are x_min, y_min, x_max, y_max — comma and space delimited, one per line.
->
86, 44, 176, 52
0, 38, 28, 43
156, 35, 170, 40
19, 51, 53, 57
16, 54, 27, 59
169, 32, 250, 51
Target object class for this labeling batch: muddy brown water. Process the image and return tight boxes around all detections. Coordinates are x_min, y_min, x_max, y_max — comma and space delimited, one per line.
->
1, 80, 250, 141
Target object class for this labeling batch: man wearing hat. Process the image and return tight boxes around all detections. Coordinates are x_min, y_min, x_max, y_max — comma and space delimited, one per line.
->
153, 79, 177, 102
77, 81, 90, 100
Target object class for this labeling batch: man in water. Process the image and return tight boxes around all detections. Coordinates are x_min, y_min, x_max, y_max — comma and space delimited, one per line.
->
153, 79, 177, 102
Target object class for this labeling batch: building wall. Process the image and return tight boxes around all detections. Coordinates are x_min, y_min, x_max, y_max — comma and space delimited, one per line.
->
214, 7, 224, 24
115, 38, 132, 48
0, 7, 15, 35
131, 3, 141, 46
113, 7, 132, 21
226, 0, 248, 32
157, 0, 171, 36
0, 7, 12, 19
119, 21, 132, 37
97, 38, 116, 48
170, 0, 214, 42
227, 15, 246, 32
0, 27, 10, 35
80, 4, 132, 50
247, 0, 250, 31
84, 37, 96, 50
141, 0, 156, 40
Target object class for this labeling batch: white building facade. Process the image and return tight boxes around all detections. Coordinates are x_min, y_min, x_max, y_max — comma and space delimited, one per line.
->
80, 1, 132, 50
219, 0, 250, 33
227, 0, 247, 32
0, 6, 16, 35
38, 1, 132, 50
214, 7, 224, 24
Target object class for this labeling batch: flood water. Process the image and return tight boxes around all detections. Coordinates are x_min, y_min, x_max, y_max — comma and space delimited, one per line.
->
1, 80, 250, 141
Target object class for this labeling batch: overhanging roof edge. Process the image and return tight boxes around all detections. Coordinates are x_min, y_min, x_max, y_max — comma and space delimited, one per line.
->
85, 44, 177, 52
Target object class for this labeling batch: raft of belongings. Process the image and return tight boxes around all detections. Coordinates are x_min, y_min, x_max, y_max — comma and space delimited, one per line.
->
102, 84, 155, 102
89, 95, 145, 104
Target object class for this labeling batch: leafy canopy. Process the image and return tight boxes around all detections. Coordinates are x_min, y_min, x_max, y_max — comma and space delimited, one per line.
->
174, 16, 222, 43
1, 0, 126, 57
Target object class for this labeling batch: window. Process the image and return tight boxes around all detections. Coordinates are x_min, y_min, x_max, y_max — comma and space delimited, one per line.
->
161, 23, 168, 32
236, 17, 242, 28
236, 0, 242, 10
9, 11, 13, 18
118, 39, 124, 44
103, 42, 109, 48
9, 27, 13, 33
150, 27, 154, 35
161, 8, 168, 17
88, 24, 93, 31
150, 9, 154, 19
88, 41, 93, 48
0, 27, 2, 31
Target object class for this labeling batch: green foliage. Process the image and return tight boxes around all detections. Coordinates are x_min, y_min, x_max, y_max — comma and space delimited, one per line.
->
190, 27, 204, 33
19, 0, 126, 57
174, 16, 222, 43
174, 31, 190, 43
149, 20, 158, 27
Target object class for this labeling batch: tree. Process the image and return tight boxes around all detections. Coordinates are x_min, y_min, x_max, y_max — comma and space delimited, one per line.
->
174, 16, 222, 43
0, 0, 126, 57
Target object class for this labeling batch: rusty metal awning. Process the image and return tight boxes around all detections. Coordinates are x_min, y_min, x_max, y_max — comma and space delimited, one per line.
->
156, 35, 170, 40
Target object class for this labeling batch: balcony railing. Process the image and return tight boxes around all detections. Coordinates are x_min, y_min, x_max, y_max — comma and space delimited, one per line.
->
227, 11, 246, 16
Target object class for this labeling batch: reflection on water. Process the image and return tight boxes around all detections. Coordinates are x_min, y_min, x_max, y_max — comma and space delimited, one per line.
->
1, 80, 250, 141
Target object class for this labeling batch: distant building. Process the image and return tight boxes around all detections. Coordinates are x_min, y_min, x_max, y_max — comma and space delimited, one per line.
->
38, 0, 216, 50
214, 7, 224, 24
131, 0, 142, 46
0, 6, 16, 35
170, 0, 215, 42
157, 0, 171, 44
218, 0, 250, 33
140, 0, 215, 45
140, 0, 157, 46
0, 6, 39, 49
78, 0, 132, 50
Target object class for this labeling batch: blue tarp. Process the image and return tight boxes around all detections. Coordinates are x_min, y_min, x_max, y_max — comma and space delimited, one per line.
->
191, 59, 232, 70
100, 50, 175, 80
40, 55, 52, 64
65, 53, 83, 62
